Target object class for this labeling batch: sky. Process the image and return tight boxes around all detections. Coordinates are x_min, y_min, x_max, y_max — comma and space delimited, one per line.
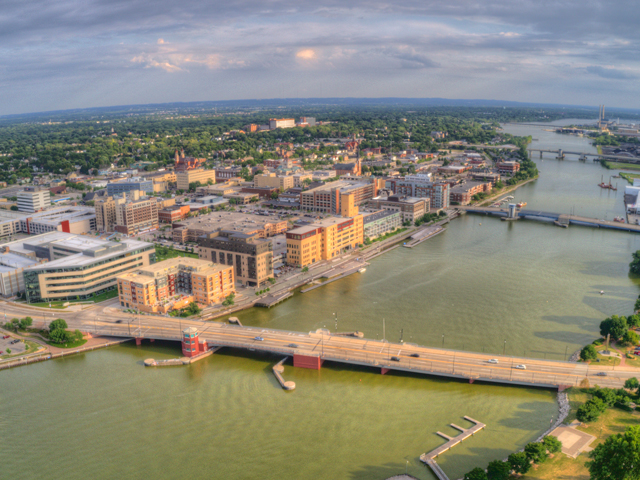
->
1, 0, 639, 115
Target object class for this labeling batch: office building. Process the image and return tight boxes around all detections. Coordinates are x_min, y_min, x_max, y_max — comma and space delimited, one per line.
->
17, 187, 50, 213
300, 180, 377, 214
117, 257, 235, 313
159, 205, 191, 223
22, 232, 155, 303
198, 230, 274, 286
362, 210, 402, 240
254, 173, 295, 190
114, 192, 159, 235
394, 178, 450, 209
172, 211, 287, 243
107, 178, 153, 195
176, 169, 217, 191
286, 215, 364, 268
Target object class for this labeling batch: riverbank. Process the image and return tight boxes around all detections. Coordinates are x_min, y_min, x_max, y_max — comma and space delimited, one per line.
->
479, 175, 539, 206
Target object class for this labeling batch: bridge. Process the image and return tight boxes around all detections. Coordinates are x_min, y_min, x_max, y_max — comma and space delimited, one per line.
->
528, 148, 640, 163
459, 206, 640, 233
70, 314, 636, 390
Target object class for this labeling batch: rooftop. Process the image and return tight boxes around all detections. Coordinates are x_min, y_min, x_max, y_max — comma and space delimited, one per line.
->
119, 257, 229, 281
363, 210, 400, 224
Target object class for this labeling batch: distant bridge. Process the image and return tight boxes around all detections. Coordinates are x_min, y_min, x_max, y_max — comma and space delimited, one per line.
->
528, 148, 640, 163
459, 206, 640, 233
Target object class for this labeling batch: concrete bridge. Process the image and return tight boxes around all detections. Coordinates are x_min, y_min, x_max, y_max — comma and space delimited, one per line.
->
78, 316, 636, 390
528, 148, 640, 163
459, 206, 640, 233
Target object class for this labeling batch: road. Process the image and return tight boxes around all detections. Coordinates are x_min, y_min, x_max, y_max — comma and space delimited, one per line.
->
6, 299, 635, 389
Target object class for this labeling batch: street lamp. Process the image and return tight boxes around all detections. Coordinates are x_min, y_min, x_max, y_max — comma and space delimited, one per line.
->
442, 334, 445, 348
503, 340, 507, 356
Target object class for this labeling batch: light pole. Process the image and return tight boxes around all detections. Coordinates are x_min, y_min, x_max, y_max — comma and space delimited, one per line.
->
564, 345, 568, 361
383, 318, 385, 342
442, 334, 445, 348
503, 340, 507, 356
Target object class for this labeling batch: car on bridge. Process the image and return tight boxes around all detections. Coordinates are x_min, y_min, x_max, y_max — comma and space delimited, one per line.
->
487, 359, 499, 364
390, 356, 400, 362
254, 336, 264, 341
514, 364, 526, 370
288, 343, 299, 348
596, 372, 608, 376
409, 353, 420, 358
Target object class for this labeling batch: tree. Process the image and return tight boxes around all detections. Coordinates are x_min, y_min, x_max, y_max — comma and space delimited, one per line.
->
524, 442, 548, 464
630, 251, 640, 275
222, 293, 235, 307
624, 377, 639, 391
49, 328, 71, 344
463, 468, 488, 480
508, 452, 531, 475
577, 397, 606, 422
74, 330, 83, 341
593, 387, 617, 407
623, 330, 640, 346
542, 435, 562, 454
19, 316, 33, 330
628, 314, 640, 328
49, 318, 68, 332
635, 296, 640, 313
487, 460, 510, 480
580, 344, 598, 361
600, 315, 628, 340
587, 425, 640, 480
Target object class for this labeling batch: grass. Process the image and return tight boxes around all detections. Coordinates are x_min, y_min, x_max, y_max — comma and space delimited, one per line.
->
365, 227, 408, 245
27, 289, 119, 308
620, 172, 640, 184
46, 338, 88, 349
603, 161, 640, 171
520, 388, 640, 480
155, 245, 199, 262
0, 340, 42, 360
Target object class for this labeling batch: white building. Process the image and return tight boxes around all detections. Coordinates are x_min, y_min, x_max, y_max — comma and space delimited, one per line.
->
17, 187, 50, 213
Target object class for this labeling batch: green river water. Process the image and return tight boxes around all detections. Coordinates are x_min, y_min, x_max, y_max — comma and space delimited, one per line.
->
2, 120, 639, 480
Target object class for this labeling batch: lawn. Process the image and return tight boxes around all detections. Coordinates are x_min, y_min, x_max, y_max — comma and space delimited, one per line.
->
620, 172, 640, 184
46, 337, 88, 349
0, 340, 42, 360
604, 161, 640, 171
27, 289, 119, 308
155, 245, 199, 262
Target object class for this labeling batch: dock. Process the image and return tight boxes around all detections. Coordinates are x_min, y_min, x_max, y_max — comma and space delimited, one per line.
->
272, 357, 295, 390
255, 292, 293, 307
300, 264, 366, 293
420, 417, 486, 480
403, 226, 444, 248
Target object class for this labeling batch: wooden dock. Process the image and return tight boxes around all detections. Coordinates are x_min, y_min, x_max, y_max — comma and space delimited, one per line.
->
420, 416, 486, 480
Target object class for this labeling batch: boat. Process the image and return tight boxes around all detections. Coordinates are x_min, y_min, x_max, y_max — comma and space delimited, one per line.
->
613, 216, 626, 223
598, 175, 618, 190
358, 267, 366, 273
516, 202, 527, 208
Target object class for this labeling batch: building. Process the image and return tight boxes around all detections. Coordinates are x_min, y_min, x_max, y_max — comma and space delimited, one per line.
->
198, 230, 273, 286
181, 327, 209, 357
117, 257, 234, 313
496, 161, 521, 176
300, 180, 377, 214
254, 173, 295, 190
176, 169, 217, 191
286, 215, 364, 267
240, 186, 279, 199
334, 158, 362, 176
22, 232, 155, 303
368, 195, 429, 223
17, 186, 50, 213
107, 178, 153, 196
298, 117, 316, 126
215, 166, 243, 182
174, 149, 205, 171
114, 192, 159, 235
95, 195, 118, 232
292, 173, 313, 187
438, 165, 471, 175
362, 210, 402, 240
159, 205, 191, 223
172, 211, 288, 243
20, 207, 96, 235
269, 118, 296, 130
449, 181, 492, 205
394, 178, 450, 209
470, 172, 501, 186
0, 249, 43, 296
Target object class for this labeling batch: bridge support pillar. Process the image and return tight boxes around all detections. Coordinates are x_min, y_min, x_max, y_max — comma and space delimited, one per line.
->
381, 367, 391, 375
293, 354, 323, 370
558, 385, 572, 392
540, 151, 543, 159
135, 337, 142, 346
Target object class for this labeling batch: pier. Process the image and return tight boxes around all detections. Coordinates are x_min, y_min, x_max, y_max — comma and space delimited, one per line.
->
420, 417, 486, 480
272, 357, 295, 390
255, 292, 293, 307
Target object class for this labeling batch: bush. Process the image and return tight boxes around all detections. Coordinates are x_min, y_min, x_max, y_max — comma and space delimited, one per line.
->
580, 344, 598, 361
508, 451, 531, 475
623, 330, 640, 346
524, 442, 548, 464
577, 397, 607, 422
542, 435, 562, 454
624, 377, 639, 390
592, 387, 617, 407
487, 460, 510, 480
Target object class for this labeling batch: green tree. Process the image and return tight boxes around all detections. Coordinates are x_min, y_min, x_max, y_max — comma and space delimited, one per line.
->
463, 467, 488, 480
49, 318, 68, 332
580, 344, 598, 361
593, 387, 617, 407
624, 377, 639, 391
587, 425, 640, 480
577, 397, 606, 422
74, 330, 83, 341
542, 435, 562, 454
524, 442, 548, 464
487, 460, 510, 480
628, 314, 640, 328
600, 315, 628, 340
49, 328, 71, 344
634, 296, 640, 312
624, 329, 640, 346
19, 316, 33, 329
302, 266, 309, 273
630, 251, 640, 275
222, 293, 235, 307
508, 452, 531, 475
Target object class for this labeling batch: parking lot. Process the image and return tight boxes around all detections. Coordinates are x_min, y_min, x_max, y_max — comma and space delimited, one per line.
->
0, 335, 27, 355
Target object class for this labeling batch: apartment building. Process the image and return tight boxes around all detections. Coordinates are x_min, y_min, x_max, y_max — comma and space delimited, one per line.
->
159, 205, 191, 223
300, 180, 377, 214
496, 161, 521, 176
117, 257, 234, 313
254, 173, 295, 190
394, 178, 450, 209
172, 211, 287, 243
286, 215, 364, 268
368, 195, 429, 223
22, 232, 155, 303
114, 192, 159, 235
17, 187, 50, 213
362, 210, 402, 240
176, 169, 217, 191
214, 166, 243, 182
198, 230, 273, 286
450, 181, 492, 205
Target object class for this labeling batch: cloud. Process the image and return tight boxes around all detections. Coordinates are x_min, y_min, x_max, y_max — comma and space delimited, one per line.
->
296, 49, 317, 60
585, 65, 637, 80
157, 38, 165, 44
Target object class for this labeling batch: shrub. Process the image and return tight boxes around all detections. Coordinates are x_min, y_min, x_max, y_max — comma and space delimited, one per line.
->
592, 387, 617, 407
463, 467, 488, 480
580, 344, 598, 361
542, 435, 562, 454
508, 451, 531, 474
487, 460, 510, 480
577, 397, 607, 422
524, 442, 548, 464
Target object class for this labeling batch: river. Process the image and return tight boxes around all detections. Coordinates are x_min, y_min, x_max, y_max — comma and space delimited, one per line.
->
2, 119, 638, 480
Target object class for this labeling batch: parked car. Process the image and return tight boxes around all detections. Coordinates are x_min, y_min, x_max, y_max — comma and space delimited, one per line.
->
254, 336, 264, 341
390, 356, 400, 362
487, 359, 499, 364
2, 335, 9, 339
514, 364, 527, 370
10, 339, 20, 344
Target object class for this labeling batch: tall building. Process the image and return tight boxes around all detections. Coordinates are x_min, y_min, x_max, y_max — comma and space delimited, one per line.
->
176, 169, 217, 191
368, 195, 429, 223
394, 178, 450, 209
269, 118, 296, 129
106, 178, 153, 196
17, 187, 50, 213
174, 149, 205, 171
114, 191, 159, 235
22, 232, 155, 303
286, 215, 364, 267
198, 230, 274, 286
95, 195, 118, 232
299, 117, 316, 126
300, 180, 377, 214
117, 257, 234, 313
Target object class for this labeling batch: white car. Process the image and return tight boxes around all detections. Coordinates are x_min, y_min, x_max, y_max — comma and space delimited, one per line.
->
487, 359, 499, 364
514, 364, 527, 370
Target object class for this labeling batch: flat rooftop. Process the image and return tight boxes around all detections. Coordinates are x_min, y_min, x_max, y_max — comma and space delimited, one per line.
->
120, 257, 230, 281
363, 210, 399, 224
